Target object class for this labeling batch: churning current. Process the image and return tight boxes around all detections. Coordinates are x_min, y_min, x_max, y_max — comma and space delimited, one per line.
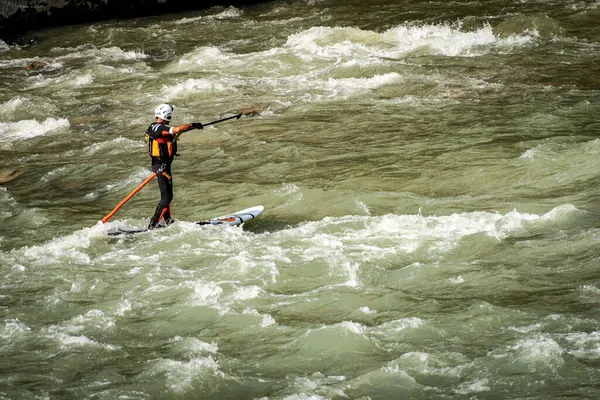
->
1, 1, 599, 399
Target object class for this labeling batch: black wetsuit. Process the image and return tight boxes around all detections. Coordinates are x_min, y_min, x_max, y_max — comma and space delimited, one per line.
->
146, 122, 177, 228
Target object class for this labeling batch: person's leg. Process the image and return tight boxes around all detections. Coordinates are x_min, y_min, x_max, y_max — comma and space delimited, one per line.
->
148, 169, 173, 228
162, 174, 174, 225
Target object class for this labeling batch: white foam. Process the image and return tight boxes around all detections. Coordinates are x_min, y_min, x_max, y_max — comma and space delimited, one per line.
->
303, 72, 402, 101
503, 335, 565, 371
51, 332, 121, 351
286, 373, 347, 399
538, 203, 579, 222
580, 284, 600, 295
276, 183, 301, 194
170, 47, 232, 72
391, 351, 466, 381
1, 319, 31, 342
233, 285, 262, 301
357, 362, 421, 391
372, 318, 425, 336
149, 356, 224, 393
450, 275, 465, 284
174, 15, 204, 25
355, 201, 370, 215
41, 312, 120, 350
454, 378, 491, 394
170, 336, 219, 354
18, 225, 105, 266
381, 23, 500, 56
242, 308, 277, 327
74, 73, 94, 86
84, 137, 140, 155
0, 186, 16, 206
60, 310, 116, 334
285, 23, 532, 60
182, 280, 224, 309
367, 205, 574, 246
83, 192, 98, 202
0, 117, 70, 143
0, 97, 26, 116
338, 320, 366, 335
158, 22, 534, 107
285, 26, 379, 56
127, 267, 143, 276
0, 57, 59, 69
520, 148, 536, 161
161, 78, 229, 99
174, 6, 242, 24
212, 6, 243, 20
116, 299, 133, 316
261, 313, 276, 327
55, 45, 148, 62
564, 331, 600, 359
11, 264, 27, 272
255, 206, 581, 290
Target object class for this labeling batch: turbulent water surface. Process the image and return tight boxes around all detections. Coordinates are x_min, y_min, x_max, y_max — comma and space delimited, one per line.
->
1, 0, 600, 398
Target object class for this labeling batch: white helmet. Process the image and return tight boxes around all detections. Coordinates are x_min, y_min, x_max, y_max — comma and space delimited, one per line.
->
154, 103, 173, 121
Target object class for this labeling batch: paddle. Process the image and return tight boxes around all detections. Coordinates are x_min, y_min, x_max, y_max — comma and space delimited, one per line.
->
98, 172, 157, 225
203, 112, 242, 127
175, 113, 242, 140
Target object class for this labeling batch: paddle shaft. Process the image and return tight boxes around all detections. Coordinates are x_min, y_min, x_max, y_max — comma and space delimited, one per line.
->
100, 172, 157, 224
176, 113, 242, 140
204, 113, 242, 127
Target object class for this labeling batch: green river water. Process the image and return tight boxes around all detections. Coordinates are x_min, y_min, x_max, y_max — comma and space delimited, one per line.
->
1, 1, 600, 398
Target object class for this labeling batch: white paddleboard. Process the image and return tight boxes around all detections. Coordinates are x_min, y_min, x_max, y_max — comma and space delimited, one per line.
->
197, 205, 264, 226
107, 205, 265, 235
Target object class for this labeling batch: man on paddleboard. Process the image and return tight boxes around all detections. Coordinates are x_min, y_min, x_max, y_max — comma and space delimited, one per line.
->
145, 104, 203, 229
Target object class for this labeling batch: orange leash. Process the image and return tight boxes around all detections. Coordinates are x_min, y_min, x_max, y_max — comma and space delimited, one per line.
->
99, 172, 157, 224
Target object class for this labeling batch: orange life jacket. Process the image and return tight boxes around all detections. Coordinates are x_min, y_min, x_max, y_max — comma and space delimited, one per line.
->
145, 123, 177, 161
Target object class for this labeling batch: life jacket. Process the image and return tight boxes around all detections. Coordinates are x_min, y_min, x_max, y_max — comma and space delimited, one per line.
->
145, 123, 177, 161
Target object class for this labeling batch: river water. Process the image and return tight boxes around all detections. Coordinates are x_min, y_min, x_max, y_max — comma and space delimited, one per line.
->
1, 1, 600, 398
